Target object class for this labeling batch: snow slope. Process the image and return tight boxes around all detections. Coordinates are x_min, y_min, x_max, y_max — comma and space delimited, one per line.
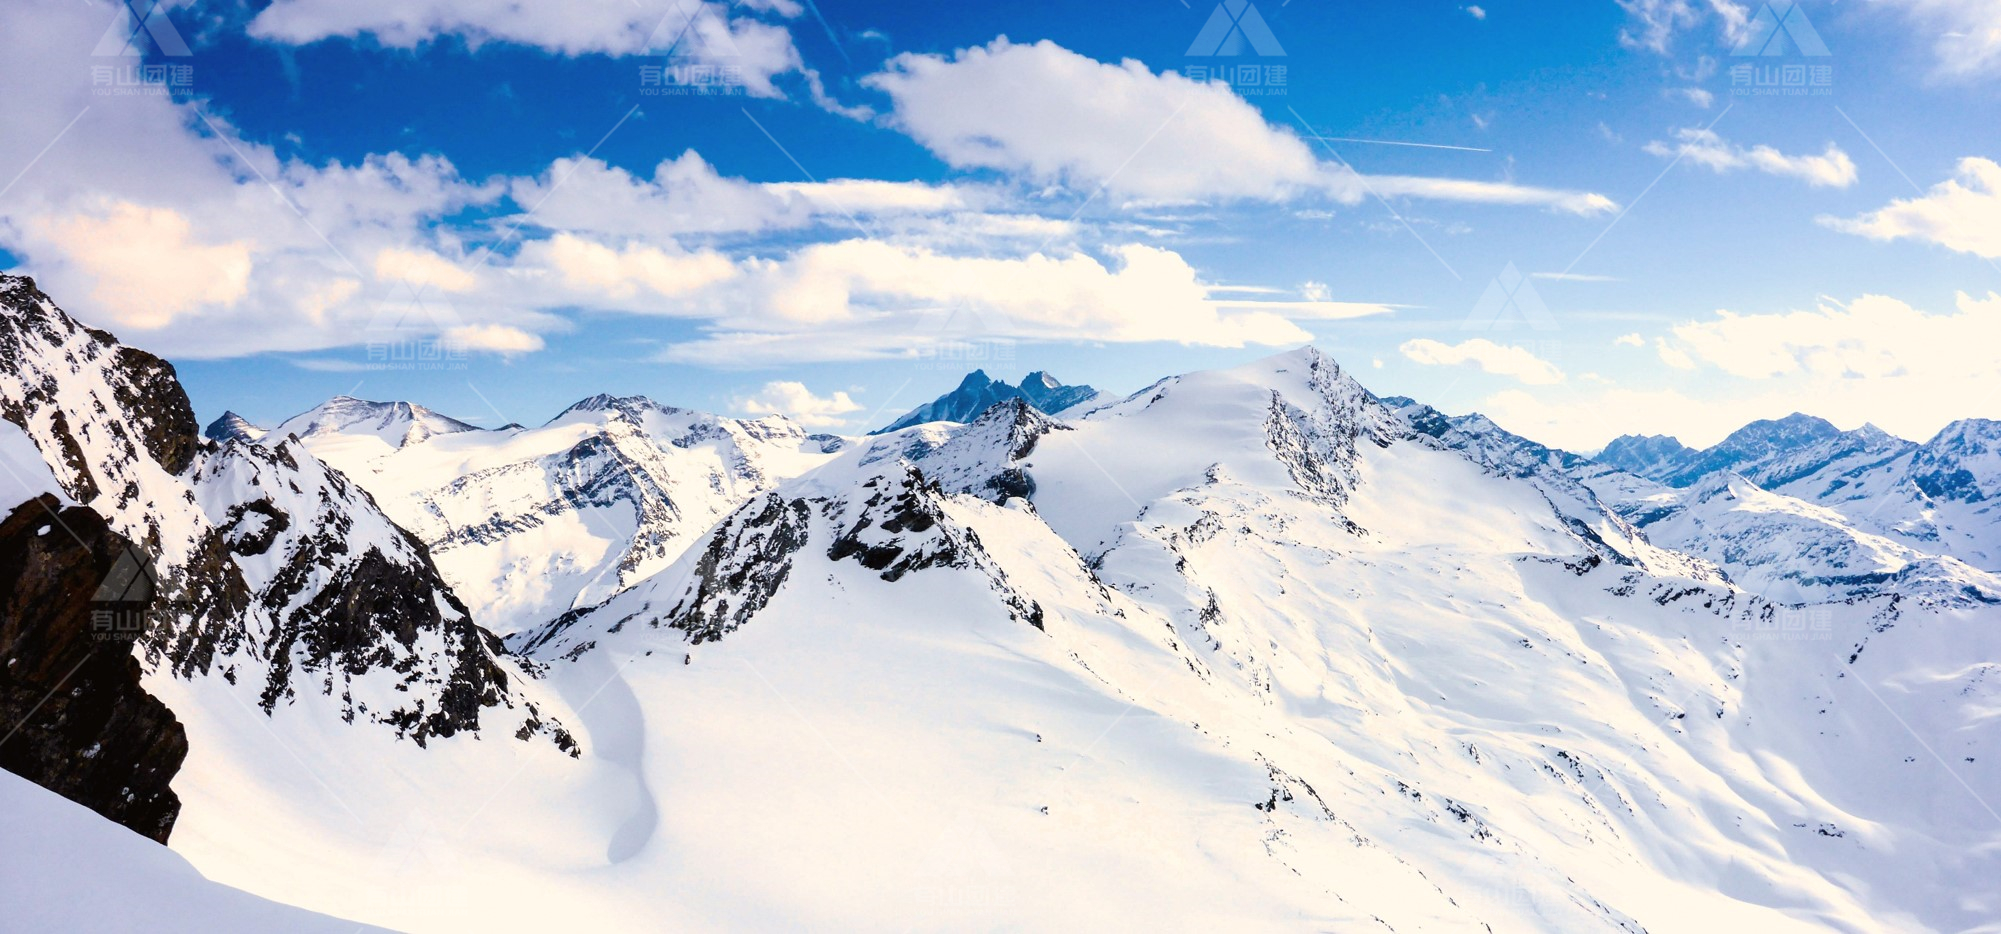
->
0, 770, 389, 933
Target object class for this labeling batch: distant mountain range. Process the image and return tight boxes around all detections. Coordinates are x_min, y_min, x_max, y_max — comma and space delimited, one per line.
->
873, 369, 1103, 433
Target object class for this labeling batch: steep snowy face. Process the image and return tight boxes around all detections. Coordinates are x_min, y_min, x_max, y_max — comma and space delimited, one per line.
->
1621, 471, 2001, 606
0, 274, 566, 752
873, 369, 1103, 433
476, 345, 2000, 932
287, 392, 844, 637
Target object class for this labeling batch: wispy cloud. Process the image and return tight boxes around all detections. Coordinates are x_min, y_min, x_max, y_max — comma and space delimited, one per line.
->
1644, 128, 1857, 188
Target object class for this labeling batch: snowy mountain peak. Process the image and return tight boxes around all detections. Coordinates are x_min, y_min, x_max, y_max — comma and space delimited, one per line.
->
1910, 417, 2001, 504
272, 396, 481, 449
1595, 433, 1696, 478
547, 392, 685, 425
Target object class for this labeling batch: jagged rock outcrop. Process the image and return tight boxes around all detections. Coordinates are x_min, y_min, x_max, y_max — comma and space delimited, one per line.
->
0, 494, 187, 842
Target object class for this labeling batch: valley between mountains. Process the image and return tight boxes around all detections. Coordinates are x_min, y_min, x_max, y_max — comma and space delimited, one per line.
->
3, 272, 1998, 932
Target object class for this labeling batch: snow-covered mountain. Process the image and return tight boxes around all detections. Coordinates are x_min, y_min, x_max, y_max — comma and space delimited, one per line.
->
280, 392, 845, 637
1591, 411, 2001, 578
1614, 471, 2001, 606
0, 274, 574, 838
267, 396, 482, 450
1598, 414, 1915, 490
872, 369, 1103, 433
7, 291, 1999, 933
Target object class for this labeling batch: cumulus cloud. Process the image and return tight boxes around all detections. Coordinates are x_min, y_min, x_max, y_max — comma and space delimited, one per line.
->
1658, 292, 2000, 380
1644, 128, 1857, 187
520, 234, 740, 303
1614, 333, 1645, 347
733, 381, 863, 427
1820, 156, 2001, 258
863, 38, 1615, 214
26, 201, 252, 330
1399, 337, 1566, 385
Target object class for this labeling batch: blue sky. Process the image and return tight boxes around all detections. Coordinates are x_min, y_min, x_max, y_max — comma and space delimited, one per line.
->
3, 0, 1998, 448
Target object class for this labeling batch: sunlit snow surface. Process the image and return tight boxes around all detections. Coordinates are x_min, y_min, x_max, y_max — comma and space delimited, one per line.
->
62, 350, 2001, 930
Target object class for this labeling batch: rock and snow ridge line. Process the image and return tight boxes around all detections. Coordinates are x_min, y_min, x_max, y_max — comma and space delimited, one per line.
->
0, 273, 577, 840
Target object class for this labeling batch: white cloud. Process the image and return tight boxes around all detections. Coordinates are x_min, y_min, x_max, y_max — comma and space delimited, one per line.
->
1875, 0, 2001, 78
522, 234, 739, 303
248, 0, 806, 96
1660, 292, 2000, 380
1532, 272, 1621, 282
1466, 6, 1488, 20
864, 38, 1615, 214
375, 247, 477, 294
1644, 128, 1857, 187
1471, 292, 2001, 450
1616, 0, 1749, 54
656, 240, 1316, 364
1399, 338, 1566, 385
733, 381, 863, 427
444, 324, 544, 355
1670, 87, 1715, 108
1820, 156, 2001, 258
505, 153, 985, 244
26, 201, 252, 330
1615, 333, 1645, 347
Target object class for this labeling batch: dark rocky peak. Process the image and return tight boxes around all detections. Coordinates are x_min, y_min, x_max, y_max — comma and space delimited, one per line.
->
873, 369, 1102, 434
202, 411, 264, 445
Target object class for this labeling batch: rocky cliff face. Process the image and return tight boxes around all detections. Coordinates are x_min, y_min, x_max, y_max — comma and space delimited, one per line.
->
0, 493, 187, 843
0, 273, 572, 822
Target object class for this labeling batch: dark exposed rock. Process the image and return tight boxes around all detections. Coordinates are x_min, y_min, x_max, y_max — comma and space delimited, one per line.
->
0, 494, 187, 843
665, 494, 812, 645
